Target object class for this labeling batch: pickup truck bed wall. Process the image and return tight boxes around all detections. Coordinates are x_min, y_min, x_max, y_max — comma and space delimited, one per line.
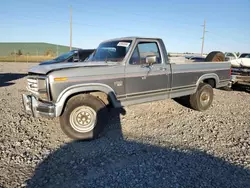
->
171, 62, 230, 89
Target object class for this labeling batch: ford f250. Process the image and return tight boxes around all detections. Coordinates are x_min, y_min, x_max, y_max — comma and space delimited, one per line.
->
22, 37, 231, 140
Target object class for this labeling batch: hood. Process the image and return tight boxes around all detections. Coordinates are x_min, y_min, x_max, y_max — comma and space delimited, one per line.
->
28, 61, 117, 75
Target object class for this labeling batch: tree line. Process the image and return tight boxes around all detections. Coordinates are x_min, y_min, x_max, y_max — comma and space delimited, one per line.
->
10, 49, 56, 56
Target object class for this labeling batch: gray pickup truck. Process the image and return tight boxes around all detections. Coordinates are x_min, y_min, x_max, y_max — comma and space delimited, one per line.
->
22, 37, 231, 140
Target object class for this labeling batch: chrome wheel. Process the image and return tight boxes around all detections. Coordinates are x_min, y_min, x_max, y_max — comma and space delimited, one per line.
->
200, 90, 210, 107
69, 106, 96, 133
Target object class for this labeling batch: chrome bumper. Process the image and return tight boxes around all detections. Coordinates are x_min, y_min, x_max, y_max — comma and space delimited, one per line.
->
22, 94, 55, 118
231, 75, 250, 86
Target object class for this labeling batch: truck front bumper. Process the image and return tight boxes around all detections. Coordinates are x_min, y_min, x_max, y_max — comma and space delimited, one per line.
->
231, 75, 250, 86
22, 94, 55, 118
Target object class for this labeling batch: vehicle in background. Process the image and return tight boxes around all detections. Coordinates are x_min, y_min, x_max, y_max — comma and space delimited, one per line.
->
186, 56, 205, 62
227, 52, 250, 88
225, 52, 250, 67
225, 52, 238, 61
22, 37, 231, 140
39, 49, 95, 65
185, 55, 193, 60
185, 52, 223, 62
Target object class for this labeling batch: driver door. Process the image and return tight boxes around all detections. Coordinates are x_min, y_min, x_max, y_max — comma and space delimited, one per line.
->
125, 40, 170, 98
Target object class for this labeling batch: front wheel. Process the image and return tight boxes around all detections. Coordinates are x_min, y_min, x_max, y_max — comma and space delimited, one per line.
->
59, 94, 107, 140
189, 83, 214, 111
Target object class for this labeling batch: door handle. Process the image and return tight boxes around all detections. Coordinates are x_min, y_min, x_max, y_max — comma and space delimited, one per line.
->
141, 64, 153, 69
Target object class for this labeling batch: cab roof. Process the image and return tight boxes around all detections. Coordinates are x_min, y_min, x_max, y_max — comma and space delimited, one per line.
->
102, 36, 162, 43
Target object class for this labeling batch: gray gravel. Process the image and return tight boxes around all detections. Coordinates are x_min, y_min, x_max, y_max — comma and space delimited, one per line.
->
0, 62, 249, 188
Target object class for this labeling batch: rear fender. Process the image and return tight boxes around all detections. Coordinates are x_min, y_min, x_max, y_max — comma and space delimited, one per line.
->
195, 74, 219, 91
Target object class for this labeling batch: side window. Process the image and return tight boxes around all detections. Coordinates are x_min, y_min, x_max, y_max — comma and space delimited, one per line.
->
67, 57, 73, 62
129, 47, 140, 65
129, 42, 161, 65
79, 51, 90, 62
79, 52, 85, 61
67, 53, 78, 62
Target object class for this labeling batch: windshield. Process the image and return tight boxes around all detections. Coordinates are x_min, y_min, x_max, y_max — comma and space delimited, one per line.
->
54, 51, 76, 61
239, 53, 250, 58
86, 40, 132, 62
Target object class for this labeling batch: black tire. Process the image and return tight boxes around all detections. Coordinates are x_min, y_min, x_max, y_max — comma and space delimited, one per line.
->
59, 94, 107, 140
189, 83, 214, 111
205, 51, 225, 62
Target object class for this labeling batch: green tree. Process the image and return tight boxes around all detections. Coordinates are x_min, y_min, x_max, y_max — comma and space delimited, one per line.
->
17, 49, 22, 56
45, 49, 54, 56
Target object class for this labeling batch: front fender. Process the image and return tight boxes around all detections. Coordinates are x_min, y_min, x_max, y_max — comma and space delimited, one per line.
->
54, 83, 120, 117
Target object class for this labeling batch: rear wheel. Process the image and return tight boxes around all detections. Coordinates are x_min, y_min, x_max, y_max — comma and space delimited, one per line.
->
59, 94, 107, 140
189, 83, 214, 111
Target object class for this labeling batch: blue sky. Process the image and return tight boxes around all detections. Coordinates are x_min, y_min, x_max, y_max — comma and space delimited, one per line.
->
1, 0, 249, 53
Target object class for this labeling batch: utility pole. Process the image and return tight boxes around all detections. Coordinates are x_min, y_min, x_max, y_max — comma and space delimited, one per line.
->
201, 19, 207, 56
70, 5, 72, 51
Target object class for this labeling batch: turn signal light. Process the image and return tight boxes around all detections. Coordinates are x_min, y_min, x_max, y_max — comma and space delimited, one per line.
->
54, 77, 68, 81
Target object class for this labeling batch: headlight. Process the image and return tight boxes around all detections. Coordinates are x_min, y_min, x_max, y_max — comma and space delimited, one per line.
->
39, 92, 49, 101
27, 76, 49, 101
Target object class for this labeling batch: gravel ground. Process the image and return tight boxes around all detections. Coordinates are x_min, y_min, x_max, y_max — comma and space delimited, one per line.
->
0, 62, 249, 188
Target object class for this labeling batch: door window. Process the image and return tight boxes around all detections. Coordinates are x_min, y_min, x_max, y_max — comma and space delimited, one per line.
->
129, 42, 161, 65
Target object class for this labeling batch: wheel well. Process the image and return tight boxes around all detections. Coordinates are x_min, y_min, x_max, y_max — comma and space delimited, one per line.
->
89, 91, 110, 105
60, 91, 111, 116
203, 78, 216, 88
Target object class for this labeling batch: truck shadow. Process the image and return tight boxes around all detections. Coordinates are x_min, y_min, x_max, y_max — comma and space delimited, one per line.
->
219, 85, 250, 93
0, 73, 27, 87
230, 85, 250, 93
173, 96, 192, 109
26, 107, 250, 188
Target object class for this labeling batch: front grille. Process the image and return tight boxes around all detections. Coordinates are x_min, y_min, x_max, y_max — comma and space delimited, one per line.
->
232, 67, 250, 76
26, 75, 50, 101
26, 75, 47, 95
27, 77, 39, 92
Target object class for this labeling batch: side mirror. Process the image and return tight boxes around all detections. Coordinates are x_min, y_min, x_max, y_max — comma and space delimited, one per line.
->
146, 55, 157, 65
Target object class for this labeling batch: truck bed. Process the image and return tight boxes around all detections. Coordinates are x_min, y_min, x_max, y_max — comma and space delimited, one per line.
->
170, 61, 231, 90
170, 56, 228, 64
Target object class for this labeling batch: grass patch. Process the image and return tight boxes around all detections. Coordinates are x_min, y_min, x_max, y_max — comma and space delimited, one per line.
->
0, 56, 56, 62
